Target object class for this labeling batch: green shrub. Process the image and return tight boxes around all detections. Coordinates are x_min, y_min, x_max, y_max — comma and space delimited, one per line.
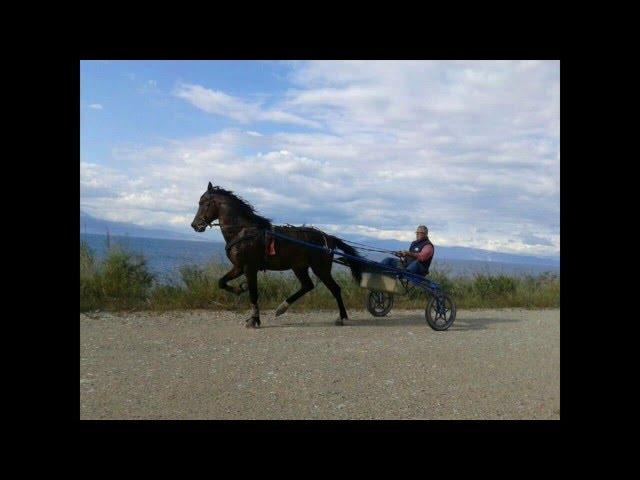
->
80, 241, 102, 311
100, 246, 153, 305
473, 274, 517, 299
80, 240, 96, 279
80, 244, 560, 312
429, 267, 456, 296
80, 244, 153, 311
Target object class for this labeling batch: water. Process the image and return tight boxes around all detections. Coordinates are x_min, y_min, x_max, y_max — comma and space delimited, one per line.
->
81, 233, 559, 284
81, 233, 230, 284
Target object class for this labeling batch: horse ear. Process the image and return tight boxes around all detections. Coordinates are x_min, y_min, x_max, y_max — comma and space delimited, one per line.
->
208, 182, 213, 192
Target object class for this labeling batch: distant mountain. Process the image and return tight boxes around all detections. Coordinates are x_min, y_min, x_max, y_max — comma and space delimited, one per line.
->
343, 236, 559, 267
79, 211, 558, 267
79, 211, 214, 242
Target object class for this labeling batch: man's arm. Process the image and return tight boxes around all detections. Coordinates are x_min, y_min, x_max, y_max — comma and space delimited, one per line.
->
402, 244, 434, 262
416, 244, 434, 262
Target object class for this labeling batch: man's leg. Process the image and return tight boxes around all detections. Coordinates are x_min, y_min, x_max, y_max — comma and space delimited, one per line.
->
381, 257, 403, 272
405, 260, 427, 284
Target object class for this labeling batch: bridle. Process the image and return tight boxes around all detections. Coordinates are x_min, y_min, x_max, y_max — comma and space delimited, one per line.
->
196, 194, 235, 230
194, 194, 217, 229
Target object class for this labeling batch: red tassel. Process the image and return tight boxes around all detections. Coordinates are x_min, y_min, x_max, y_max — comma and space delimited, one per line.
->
266, 237, 276, 255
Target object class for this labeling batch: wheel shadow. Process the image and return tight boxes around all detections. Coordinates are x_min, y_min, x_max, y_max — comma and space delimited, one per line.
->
260, 312, 522, 331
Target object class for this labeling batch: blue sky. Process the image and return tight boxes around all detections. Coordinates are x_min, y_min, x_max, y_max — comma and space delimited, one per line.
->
80, 60, 560, 257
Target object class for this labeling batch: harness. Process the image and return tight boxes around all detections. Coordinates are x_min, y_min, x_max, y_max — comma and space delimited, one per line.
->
224, 230, 262, 253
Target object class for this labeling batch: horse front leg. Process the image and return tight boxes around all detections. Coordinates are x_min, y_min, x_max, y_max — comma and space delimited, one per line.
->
218, 265, 246, 295
244, 266, 260, 328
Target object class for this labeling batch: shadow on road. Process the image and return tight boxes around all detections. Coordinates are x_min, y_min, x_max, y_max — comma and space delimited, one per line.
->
261, 313, 522, 331
447, 317, 521, 331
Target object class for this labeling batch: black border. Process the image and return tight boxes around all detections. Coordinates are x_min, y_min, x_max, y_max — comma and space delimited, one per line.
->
68, 48, 572, 436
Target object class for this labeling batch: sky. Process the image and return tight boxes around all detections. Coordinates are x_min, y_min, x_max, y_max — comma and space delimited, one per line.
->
80, 60, 560, 258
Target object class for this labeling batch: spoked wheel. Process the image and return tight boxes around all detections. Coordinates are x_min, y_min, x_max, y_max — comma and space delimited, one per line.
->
425, 293, 456, 331
366, 290, 394, 317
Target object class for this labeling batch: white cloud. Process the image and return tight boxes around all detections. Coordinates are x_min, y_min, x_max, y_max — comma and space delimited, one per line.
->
173, 82, 320, 128
88, 103, 103, 110
82, 61, 559, 256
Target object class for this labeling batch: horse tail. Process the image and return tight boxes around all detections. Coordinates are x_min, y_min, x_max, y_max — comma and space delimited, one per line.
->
331, 237, 363, 284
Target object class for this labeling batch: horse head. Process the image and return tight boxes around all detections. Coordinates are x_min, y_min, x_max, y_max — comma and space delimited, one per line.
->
191, 182, 219, 232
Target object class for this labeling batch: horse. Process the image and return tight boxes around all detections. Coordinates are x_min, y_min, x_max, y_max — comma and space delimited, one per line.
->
190, 182, 364, 328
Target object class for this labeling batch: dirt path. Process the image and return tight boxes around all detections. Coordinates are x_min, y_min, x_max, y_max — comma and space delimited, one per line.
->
80, 308, 559, 420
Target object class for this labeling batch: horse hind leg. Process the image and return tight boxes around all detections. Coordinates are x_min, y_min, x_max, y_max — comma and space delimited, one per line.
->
275, 267, 315, 317
310, 262, 348, 326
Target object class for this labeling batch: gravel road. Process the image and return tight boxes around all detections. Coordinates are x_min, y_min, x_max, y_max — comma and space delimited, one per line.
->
80, 308, 560, 420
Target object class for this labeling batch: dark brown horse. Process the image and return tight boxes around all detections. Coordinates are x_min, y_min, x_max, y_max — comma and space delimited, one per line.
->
191, 182, 363, 328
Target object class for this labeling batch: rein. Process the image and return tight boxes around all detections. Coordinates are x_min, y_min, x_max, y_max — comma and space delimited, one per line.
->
205, 222, 254, 229
197, 192, 396, 256
205, 221, 396, 256
202, 223, 264, 252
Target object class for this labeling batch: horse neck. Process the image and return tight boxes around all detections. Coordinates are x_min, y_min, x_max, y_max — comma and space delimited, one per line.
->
217, 206, 259, 243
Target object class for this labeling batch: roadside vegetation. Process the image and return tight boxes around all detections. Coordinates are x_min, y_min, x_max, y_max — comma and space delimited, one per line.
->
80, 242, 560, 313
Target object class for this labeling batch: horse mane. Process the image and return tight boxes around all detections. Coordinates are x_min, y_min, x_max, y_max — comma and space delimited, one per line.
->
212, 186, 272, 228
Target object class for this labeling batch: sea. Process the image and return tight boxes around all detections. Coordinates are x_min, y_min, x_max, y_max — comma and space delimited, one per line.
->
80, 233, 560, 285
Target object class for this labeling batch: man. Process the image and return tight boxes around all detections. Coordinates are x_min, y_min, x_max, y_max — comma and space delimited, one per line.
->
380, 225, 434, 281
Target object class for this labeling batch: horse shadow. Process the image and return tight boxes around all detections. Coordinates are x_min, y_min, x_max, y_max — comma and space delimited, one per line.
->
260, 311, 521, 331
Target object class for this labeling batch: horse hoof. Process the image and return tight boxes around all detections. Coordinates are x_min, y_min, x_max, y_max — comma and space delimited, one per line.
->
274, 301, 289, 317
245, 318, 260, 328
334, 319, 344, 326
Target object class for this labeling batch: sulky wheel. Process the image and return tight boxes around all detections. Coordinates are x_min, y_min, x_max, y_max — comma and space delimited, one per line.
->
425, 293, 456, 331
366, 290, 394, 317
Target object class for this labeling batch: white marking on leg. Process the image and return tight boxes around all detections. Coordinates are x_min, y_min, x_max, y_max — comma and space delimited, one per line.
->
275, 300, 290, 316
